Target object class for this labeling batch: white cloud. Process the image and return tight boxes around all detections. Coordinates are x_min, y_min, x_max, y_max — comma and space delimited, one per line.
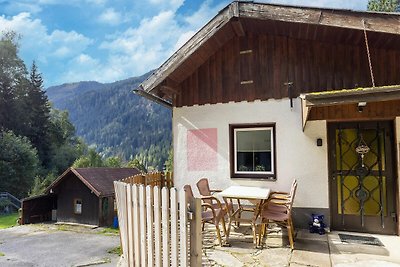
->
61, 53, 124, 83
98, 10, 181, 77
0, 12, 93, 67
85, 0, 107, 5
147, 0, 184, 11
174, 0, 228, 50
98, 8, 122, 25
95, 1, 228, 82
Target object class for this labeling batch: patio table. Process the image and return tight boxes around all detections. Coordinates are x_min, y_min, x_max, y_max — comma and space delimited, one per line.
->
219, 185, 270, 247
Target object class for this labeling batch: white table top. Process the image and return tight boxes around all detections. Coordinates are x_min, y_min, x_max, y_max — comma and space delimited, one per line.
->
218, 185, 270, 200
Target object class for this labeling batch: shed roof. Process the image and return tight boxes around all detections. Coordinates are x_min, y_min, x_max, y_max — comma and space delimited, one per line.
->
136, 1, 400, 106
46, 167, 140, 197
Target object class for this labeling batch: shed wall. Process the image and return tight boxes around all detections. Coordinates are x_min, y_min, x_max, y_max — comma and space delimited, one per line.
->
53, 174, 99, 225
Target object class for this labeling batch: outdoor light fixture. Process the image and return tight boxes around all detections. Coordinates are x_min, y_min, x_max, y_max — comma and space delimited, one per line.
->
284, 82, 294, 109
358, 102, 367, 112
317, 138, 323, 147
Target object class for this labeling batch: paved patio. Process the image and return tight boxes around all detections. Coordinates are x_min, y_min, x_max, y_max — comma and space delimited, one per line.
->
202, 224, 400, 267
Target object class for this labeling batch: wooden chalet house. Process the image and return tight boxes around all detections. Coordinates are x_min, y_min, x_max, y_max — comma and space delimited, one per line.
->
22, 167, 139, 226
136, 1, 400, 234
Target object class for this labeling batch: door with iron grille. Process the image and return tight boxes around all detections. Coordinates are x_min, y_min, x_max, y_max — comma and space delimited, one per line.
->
329, 121, 397, 234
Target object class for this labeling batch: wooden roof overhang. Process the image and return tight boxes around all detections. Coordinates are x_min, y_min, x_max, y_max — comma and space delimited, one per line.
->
135, 1, 400, 107
301, 85, 400, 130
45, 167, 102, 197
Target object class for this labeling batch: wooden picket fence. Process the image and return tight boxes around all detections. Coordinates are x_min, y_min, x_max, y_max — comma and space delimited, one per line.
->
121, 172, 174, 188
114, 180, 202, 267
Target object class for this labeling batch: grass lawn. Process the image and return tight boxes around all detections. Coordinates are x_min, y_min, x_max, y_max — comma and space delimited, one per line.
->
0, 213, 19, 229
98, 227, 119, 236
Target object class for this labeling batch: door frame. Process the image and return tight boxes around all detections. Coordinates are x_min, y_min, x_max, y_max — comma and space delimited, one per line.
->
327, 119, 399, 235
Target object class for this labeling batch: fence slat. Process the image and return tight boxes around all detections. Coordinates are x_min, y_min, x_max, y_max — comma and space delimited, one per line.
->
114, 179, 195, 267
114, 182, 128, 264
126, 184, 134, 267
139, 185, 147, 267
179, 189, 188, 267
170, 188, 178, 266
132, 185, 141, 266
154, 186, 162, 267
190, 197, 202, 267
161, 187, 170, 267
146, 186, 154, 267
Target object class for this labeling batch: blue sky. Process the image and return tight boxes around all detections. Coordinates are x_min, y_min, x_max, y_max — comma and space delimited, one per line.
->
0, 0, 369, 87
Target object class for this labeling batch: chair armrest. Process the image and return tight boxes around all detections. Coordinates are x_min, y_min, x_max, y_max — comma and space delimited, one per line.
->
200, 195, 223, 208
269, 194, 290, 200
210, 189, 222, 194
270, 191, 290, 196
262, 197, 291, 211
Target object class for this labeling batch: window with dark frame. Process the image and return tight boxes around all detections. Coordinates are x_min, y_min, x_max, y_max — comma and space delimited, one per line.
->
230, 123, 276, 179
74, 199, 82, 214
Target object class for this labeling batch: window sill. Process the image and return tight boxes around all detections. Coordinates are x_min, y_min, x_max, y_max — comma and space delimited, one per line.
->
231, 173, 276, 180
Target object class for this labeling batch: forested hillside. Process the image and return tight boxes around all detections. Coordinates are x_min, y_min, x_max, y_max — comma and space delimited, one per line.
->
46, 73, 172, 170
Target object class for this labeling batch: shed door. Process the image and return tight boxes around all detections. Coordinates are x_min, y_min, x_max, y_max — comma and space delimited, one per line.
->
329, 121, 397, 234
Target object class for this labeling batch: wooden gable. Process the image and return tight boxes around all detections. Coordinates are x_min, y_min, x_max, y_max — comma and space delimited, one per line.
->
175, 31, 400, 107
137, 2, 400, 108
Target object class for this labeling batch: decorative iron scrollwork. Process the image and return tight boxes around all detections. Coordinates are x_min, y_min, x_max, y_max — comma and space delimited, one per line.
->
355, 135, 370, 167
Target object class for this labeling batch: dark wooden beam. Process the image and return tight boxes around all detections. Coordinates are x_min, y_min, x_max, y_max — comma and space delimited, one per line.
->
160, 85, 179, 95
239, 2, 400, 35
303, 85, 400, 107
133, 87, 172, 109
231, 17, 245, 37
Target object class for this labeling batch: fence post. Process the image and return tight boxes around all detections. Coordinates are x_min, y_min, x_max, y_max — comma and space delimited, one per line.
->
189, 197, 202, 267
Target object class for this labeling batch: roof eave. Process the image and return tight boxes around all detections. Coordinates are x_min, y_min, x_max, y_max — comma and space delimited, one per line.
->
301, 85, 400, 107
138, 1, 400, 98
138, 2, 235, 93
133, 87, 172, 109
45, 168, 102, 197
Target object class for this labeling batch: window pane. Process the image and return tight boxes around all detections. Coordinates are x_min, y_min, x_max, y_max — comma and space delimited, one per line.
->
75, 199, 82, 214
236, 129, 272, 172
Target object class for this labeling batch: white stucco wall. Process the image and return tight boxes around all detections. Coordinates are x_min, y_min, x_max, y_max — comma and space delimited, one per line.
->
173, 98, 329, 208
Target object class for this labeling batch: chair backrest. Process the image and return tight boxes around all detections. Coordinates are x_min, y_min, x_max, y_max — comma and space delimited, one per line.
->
287, 179, 298, 215
290, 179, 297, 198
196, 178, 212, 204
183, 185, 194, 203
264, 179, 298, 215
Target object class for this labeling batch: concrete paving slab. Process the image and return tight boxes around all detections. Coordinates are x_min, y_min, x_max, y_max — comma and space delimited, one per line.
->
202, 226, 400, 267
329, 231, 400, 267
334, 260, 400, 267
291, 238, 331, 267
255, 247, 291, 267
206, 249, 245, 266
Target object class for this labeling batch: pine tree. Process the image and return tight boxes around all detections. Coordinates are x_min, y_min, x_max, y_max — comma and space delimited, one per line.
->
25, 61, 51, 166
367, 0, 399, 12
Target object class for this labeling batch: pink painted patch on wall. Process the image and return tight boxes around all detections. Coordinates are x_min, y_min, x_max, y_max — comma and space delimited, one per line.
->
187, 128, 218, 171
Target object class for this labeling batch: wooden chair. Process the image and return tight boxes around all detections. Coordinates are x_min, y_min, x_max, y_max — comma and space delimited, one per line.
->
196, 178, 233, 213
258, 179, 298, 249
267, 179, 298, 213
184, 185, 227, 246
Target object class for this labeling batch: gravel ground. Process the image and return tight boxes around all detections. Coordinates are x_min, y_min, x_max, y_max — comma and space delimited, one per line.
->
0, 223, 120, 267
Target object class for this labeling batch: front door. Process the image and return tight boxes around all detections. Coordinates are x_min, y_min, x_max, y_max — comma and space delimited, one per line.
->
329, 121, 397, 234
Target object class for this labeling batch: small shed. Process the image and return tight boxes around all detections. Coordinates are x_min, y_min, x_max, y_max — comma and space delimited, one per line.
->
23, 167, 140, 226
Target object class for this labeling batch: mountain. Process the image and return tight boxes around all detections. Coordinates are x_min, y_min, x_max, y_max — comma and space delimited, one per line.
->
46, 72, 172, 169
